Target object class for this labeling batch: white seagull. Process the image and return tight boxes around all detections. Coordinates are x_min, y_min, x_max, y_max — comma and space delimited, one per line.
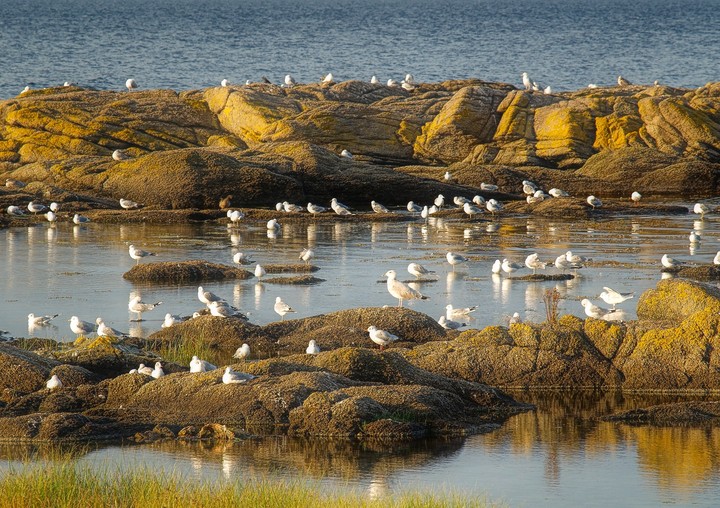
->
406, 201, 422, 213
284, 74, 296, 87
28, 313, 60, 327
371, 200, 390, 213
408, 262, 434, 279
233, 343, 251, 360
151, 362, 165, 379
549, 188, 569, 198
501, 258, 524, 274
446, 252, 468, 271
331, 198, 353, 215
587, 195, 602, 209
120, 198, 141, 209
128, 296, 162, 321
190, 355, 217, 373
49, 202, 60, 212
434, 194, 445, 208
69, 315, 95, 336
223, 366, 254, 384
96, 318, 127, 338
46, 375, 62, 390
125, 78, 137, 91
129, 244, 156, 265
274, 297, 296, 320
340, 149, 353, 158
491, 259, 502, 274
384, 269, 428, 307
254, 264, 266, 278
599, 287, 635, 310
299, 248, 314, 264
486, 199, 503, 215
463, 201, 483, 218
446, 304, 477, 320
27, 201, 47, 214
198, 286, 224, 305
438, 315, 466, 330
322, 73, 334, 83
581, 299, 617, 320
161, 313, 184, 328
480, 183, 498, 192
631, 191, 642, 204
45, 211, 57, 223
73, 214, 90, 224
661, 254, 684, 269
233, 252, 253, 265
368, 325, 399, 350
522, 72, 533, 90
7, 206, 24, 216
694, 203, 710, 219
112, 149, 130, 161
525, 253, 547, 274
307, 202, 327, 216
306, 340, 320, 354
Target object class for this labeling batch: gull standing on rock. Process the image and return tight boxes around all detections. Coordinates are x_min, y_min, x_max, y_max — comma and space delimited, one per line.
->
234, 343, 251, 360
617, 75, 632, 86
549, 188, 569, 198
694, 203, 710, 219
284, 74, 296, 87
27, 201, 47, 214
555, 254, 582, 272
525, 253, 547, 274
368, 325, 399, 350
331, 198, 353, 215
384, 270, 428, 307
340, 149, 353, 158
198, 286, 224, 305
406, 201, 422, 214
306, 340, 320, 354
208, 300, 241, 318
502, 258, 524, 274
307, 202, 327, 216
223, 366, 254, 384
45, 211, 56, 223
408, 262, 434, 279
581, 299, 617, 320
120, 198, 141, 209
190, 355, 217, 373
274, 297, 296, 320
151, 362, 165, 379
480, 183, 498, 192
599, 287, 635, 310
463, 202, 483, 218
661, 254, 684, 268
221, 79, 229, 87
137, 363, 154, 375
128, 296, 162, 321
73, 214, 90, 224
47, 375, 62, 390
486, 199, 503, 215
434, 194, 445, 208
631, 191, 642, 204
96, 318, 127, 338
522, 72, 533, 90
446, 252, 468, 271
69, 316, 95, 336
233, 252, 253, 265
161, 313, 184, 328
126, 78, 137, 91
112, 149, 130, 161
7, 206, 24, 216
129, 244, 156, 264
438, 315, 466, 330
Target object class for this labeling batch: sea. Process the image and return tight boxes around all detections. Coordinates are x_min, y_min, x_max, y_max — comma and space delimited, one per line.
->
0, 0, 719, 100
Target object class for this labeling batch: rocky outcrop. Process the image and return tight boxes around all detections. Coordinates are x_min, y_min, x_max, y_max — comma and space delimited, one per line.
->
123, 260, 253, 284
3, 81, 720, 211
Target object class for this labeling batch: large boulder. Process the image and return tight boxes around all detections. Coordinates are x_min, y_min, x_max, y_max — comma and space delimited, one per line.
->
0, 343, 60, 392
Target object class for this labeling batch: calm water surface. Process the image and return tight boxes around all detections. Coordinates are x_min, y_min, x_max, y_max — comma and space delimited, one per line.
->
1, 0, 719, 99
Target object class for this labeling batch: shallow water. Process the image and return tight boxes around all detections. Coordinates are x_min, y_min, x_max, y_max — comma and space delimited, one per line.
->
1, 206, 718, 341
0, 391, 718, 507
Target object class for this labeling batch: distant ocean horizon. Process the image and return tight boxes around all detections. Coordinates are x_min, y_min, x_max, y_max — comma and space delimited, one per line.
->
0, 0, 718, 99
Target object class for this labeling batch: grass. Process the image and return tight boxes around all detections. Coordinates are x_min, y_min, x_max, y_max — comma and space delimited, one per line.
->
542, 288, 561, 325
145, 334, 223, 367
0, 462, 496, 508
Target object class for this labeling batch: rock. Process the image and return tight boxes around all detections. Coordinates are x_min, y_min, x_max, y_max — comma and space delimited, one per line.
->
123, 260, 253, 283
49, 364, 101, 387
0, 343, 60, 392
262, 275, 325, 285
602, 401, 720, 425
636, 278, 720, 323
50, 336, 161, 378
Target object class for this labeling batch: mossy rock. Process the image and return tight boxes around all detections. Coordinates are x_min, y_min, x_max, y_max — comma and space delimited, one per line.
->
0, 343, 61, 392
262, 275, 325, 285
123, 260, 253, 283
637, 278, 720, 323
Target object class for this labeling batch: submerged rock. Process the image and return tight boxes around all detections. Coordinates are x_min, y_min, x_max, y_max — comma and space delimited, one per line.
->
602, 401, 720, 425
123, 260, 253, 283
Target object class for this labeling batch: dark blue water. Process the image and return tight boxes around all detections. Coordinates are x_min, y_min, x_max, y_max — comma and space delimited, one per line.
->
0, 0, 718, 99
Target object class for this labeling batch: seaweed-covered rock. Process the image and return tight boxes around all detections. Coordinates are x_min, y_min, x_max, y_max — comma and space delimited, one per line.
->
602, 401, 720, 425
0, 343, 60, 392
123, 260, 253, 283
50, 336, 161, 378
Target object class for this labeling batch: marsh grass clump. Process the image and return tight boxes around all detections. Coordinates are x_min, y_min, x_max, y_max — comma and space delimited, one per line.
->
0, 462, 496, 508
145, 335, 220, 366
542, 288, 561, 325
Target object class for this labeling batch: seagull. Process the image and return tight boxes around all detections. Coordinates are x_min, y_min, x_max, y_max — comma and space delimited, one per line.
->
384, 269, 428, 307
421, 206, 429, 221
275, 203, 283, 211
524, 253, 547, 274
151, 362, 165, 379
661, 254, 684, 268
274, 297, 296, 320
27, 201, 47, 214
306, 340, 320, 354
631, 191, 642, 204
267, 218, 281, 230
21, 86, 30, 94
486, 199, 503, 215
522, 72, 533, 90
446, 304, 477, 320
446, 252, 468, 271
254, 264, 266, 278
563, 252, 588, 266
714, 251, 720, 265
208, 300, 241, 318
587, 195, 602, 209
480, 183, 498, 192
522, 182, 537, 195
453, 196, 471, 207
96, 318, 127, 338
228, 209, 245, 225
221, 79, 229, 87
46, 375, 62, 390
408, 262, 434, 279
370, 76, 379, 84
331, 198, 353, 215
463, 202, 483, 218
7, 206, 25, 216
617, 75, 632, 86
190, 355, 217, 373
438, 315, 466, 330
501, 258, 524, 274
128, 296, 162, 321
588, 83, 599, 89
694, 203, 710, 219
307, 202, 327, 216
46, 211, 56, 222
283, 201, 304, 213
322, 73, 334, 83
233, 343, 251, 360
371, 200, 390, 213
368, 325, 399, 350
137, 363, 154, 375
690, 231, 702, 244
28, 313, 60, 327
161, 313, 184, 328
120, 198, 141, 209
198, 286, 224, 305
125, 78, 138, 91
555, 254, 582, 272
491, 259, 502, 274
581, 299, 617, 320
472, 195, 486, 206
444, 171, 452, 181
340, 149, 353, 158
73, 213, 90, 224
543, 86, 552, 94
299, 248, 314, 264
509, 312, 522, 325
50, 202, 60, 212
233, 252, 253, 265
599, 287, 635, 309
223, 366, 254, 384
284, 74, 296, 87
387, 79, 398, 87
129, 244, 156, 264
407, 201, 422, 213
112, 149, 130, 161
549, 188, 569, 198
69, 315, 95, 336
434, 194, 445, 208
